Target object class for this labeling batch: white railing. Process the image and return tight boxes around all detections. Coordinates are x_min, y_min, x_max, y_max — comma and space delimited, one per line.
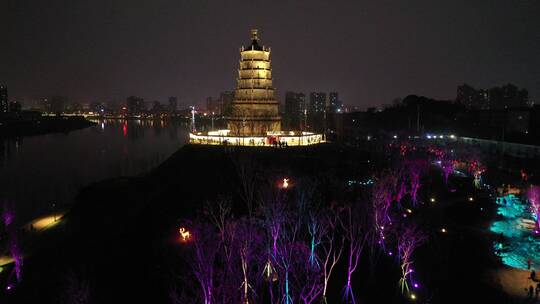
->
189, 130, 324, 147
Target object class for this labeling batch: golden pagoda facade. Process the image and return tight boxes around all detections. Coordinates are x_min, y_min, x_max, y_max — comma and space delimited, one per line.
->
227, 29, 281, 136
189, 29, 324, 147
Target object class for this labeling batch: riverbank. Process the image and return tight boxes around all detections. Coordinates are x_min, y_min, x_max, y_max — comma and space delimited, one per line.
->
0, 114, 95, 138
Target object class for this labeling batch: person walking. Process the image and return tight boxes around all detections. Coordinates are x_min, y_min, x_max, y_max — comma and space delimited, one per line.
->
528, 258, 533, 270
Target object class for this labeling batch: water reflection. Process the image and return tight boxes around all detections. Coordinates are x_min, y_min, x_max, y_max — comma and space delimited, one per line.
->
0, 119, 189, 223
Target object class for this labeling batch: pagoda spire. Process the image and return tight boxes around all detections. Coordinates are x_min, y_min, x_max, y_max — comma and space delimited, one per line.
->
251, 29, 259, 41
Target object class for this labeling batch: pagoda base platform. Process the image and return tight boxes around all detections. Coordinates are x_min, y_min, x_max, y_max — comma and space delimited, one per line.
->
189, 130, 325, 147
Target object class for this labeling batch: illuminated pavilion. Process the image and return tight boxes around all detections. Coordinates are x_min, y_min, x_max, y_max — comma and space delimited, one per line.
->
189, 29, 324, 147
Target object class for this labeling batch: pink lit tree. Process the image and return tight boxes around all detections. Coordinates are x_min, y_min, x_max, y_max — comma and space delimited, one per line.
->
528, 186, 540, 231
2, 202, 23, 284
441, 159, 454, 185
9, 240, 23, 283
2, 202, 14, 227
371, 173, 396, 251
405, 159, 428, 206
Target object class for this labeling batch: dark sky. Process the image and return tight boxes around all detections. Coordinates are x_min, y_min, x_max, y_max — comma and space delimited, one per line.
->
2, 0, 540, 108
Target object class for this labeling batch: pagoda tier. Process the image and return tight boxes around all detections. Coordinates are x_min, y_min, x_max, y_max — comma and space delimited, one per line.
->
227, 29, 281, 136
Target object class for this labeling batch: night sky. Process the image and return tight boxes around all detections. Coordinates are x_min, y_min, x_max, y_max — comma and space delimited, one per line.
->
3, 0, 540, 108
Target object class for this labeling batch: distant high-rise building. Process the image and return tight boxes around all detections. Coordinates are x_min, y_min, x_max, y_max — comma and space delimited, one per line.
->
151, 100, 165, 114
220, 91, 235, 116
90, 101, 106, 114
457, 83, 528, 109
168, 96, 178, 113
284, 91, 306, 130
9, 101, 21, 112
126, 96, 145, 115
206, 96, 221, 114
308, 92, 327, 132
0, 85, 8, 113
309, 92, 326, 114
42, 96, 67, 114
490, 84, 528, 109
329, 92, 343, 113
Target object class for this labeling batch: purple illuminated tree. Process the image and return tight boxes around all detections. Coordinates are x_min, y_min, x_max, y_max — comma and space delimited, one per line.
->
395, 180, 408, 205
441, 159, 454, 185
371, 173, 396, 251
184, 221, 220, 304
2, 202, 14, 227
2, 202, 23, 284
294, 243, 324, 304
259, 187, 287, 303
397, 225, 427, 295
236, 219, 263, 304
405, 159, 428, 206
9, 240, 23, 282
528, 186, 540, 231
340, 203, 369, 304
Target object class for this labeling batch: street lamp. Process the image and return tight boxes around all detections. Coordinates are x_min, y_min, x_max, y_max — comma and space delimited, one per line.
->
52, 202, 57, 222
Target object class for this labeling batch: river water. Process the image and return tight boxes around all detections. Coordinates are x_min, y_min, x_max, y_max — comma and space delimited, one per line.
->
0, 119, 189, 224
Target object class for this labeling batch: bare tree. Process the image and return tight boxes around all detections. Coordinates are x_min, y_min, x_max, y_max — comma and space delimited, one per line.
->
340, 203, 369, 304
397, 224, 427, 295
319, 204, 345, 300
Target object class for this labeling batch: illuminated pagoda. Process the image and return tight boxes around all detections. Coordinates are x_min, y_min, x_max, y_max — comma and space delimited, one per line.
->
228, 29, 281, 136
190, 29, 324, 146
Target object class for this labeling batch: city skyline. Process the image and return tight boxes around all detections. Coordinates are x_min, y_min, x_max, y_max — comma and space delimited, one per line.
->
3, 1, 540, 108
